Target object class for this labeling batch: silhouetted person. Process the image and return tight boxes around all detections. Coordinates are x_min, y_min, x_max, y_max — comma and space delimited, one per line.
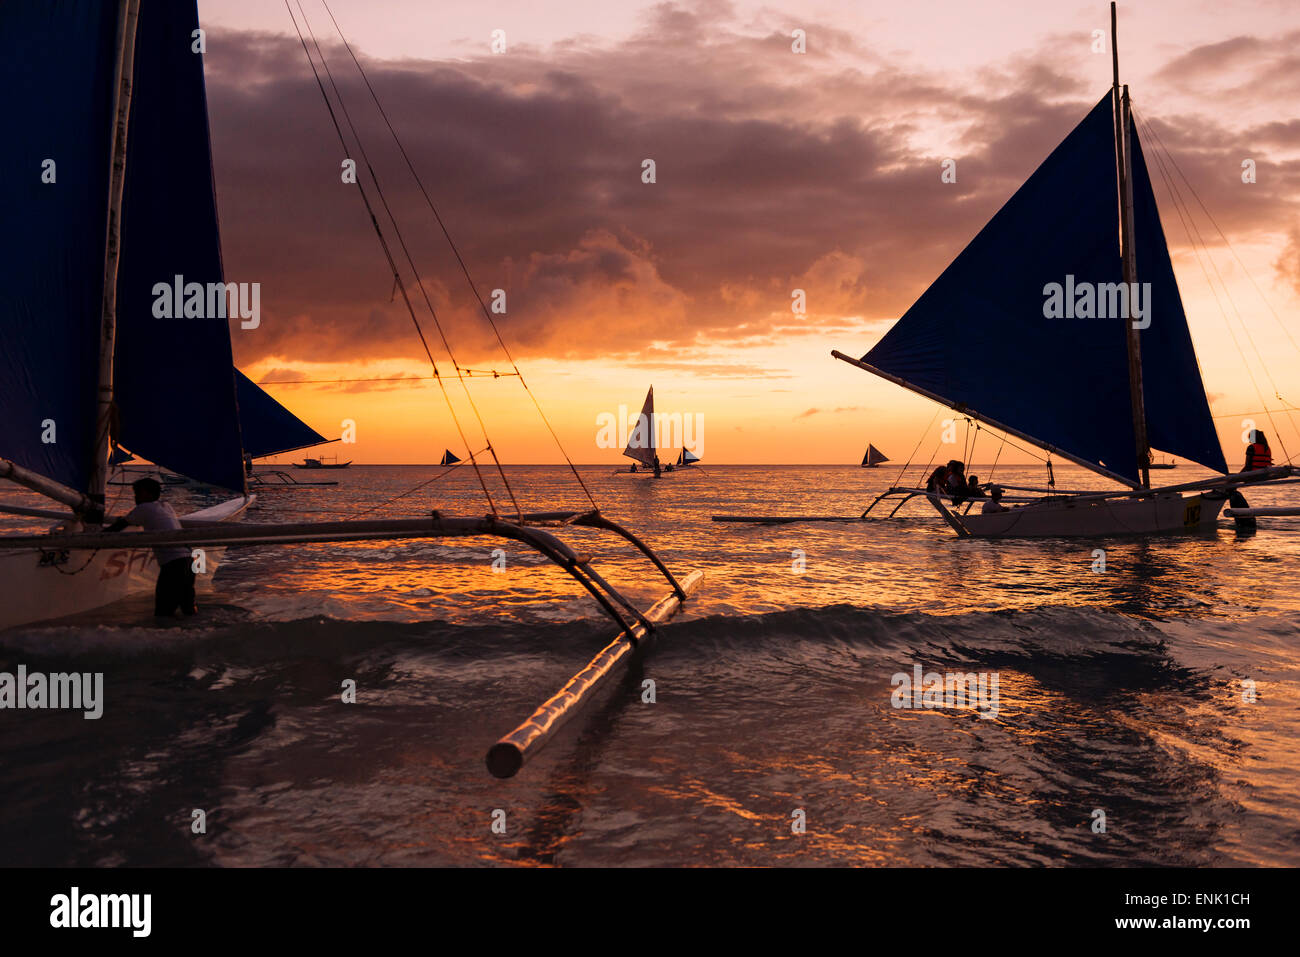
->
982, 485, 1010, 514
965, 475, 986, 498
926, 463, 951, 493
945, 461, 967, 504
105, 477, 196, 618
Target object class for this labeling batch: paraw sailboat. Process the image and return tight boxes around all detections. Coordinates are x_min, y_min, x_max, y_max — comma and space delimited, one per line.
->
0, 0, 701, 779
830, 3, 1296, 538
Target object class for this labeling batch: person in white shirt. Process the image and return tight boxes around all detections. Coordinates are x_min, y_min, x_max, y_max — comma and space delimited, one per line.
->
105, 478, 197, 617
982, 486, 1010, 514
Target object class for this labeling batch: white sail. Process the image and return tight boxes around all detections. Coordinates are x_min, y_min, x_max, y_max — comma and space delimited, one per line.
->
623, 386, 657, 466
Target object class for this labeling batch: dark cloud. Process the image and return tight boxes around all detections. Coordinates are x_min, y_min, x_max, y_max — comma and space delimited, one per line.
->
205, 3, 1300, 369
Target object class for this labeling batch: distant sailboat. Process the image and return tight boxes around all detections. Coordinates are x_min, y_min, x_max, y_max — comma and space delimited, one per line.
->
440, 449, 461, 466
616, 387, 700, 478
861, 444, 889, 468
620, 386, 663, 477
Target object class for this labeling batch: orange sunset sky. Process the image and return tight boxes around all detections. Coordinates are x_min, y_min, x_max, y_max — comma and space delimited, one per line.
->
197, 0, 1300, 466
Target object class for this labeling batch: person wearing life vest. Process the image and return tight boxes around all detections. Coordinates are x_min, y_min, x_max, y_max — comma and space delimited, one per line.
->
1243, 430, 1272, 471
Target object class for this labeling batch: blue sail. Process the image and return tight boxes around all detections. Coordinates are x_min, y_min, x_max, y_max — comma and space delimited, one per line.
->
860, 95, 1138, 481
112, 0, 247, 492
0, 0, 251, 494
235, 370, 328, 459
858, 94, 1225, 484
1129, 123, 1228, 474
0, 2, 118, 493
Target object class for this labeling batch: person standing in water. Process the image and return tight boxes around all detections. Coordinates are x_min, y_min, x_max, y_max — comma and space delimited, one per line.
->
105, 477, 197, 618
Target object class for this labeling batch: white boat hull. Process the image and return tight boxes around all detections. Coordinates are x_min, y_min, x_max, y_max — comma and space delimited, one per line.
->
957, 491, 1224, 538
0, 496, 250, 630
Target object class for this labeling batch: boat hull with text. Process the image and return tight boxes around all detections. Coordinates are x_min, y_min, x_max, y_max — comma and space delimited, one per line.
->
0, 496, 249, 630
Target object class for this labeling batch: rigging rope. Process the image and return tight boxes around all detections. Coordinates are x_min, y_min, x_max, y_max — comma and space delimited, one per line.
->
1135, 109, 1298, 465
259, 371, 518, 386
891, 406, 942, 487
288, 0, 520, 518
318, 0, 599, 510
347, 449, 490, 519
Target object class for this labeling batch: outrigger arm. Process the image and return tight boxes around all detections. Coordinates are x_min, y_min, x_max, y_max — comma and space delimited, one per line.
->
0, 507, 700, 777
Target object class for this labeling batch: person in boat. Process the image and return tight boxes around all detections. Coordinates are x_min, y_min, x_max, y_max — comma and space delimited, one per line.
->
653, 458, 662, 478
104, 477, 197, 618
926, 463, 951, 494
982, 486, 1009, 514
944, 461, 968, 505
1243, 430, 1272, 471
965, 475, 986, 499
629, 463, 638, 473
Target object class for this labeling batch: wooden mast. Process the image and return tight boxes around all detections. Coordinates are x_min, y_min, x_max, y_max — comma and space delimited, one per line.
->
1111, 2, 1151, 488
89, 0, 142, 520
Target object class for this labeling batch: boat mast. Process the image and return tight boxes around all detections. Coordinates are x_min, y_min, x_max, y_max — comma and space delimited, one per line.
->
89, 0, 142, 521
1111, 2, 1151, 488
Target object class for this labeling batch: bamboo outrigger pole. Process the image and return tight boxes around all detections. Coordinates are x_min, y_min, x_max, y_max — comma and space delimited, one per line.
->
487, 569, 704, 778
0, 456, 99, 515
0, 508, 701, 776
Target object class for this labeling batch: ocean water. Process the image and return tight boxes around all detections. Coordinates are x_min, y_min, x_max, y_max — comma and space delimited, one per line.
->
1, 463, 1298, 866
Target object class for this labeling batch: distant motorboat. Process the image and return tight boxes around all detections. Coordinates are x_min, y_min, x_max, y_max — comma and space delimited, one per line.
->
293, 456, 352, 470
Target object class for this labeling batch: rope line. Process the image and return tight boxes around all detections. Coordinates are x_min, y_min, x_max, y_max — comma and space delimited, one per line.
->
288, 0, 517, 517
318, 0, 599, 510
259, 371, 518, 386
1136, 108, 1298, 465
